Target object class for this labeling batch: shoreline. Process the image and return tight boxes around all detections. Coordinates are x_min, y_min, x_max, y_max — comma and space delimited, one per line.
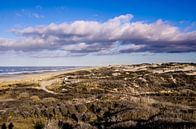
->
1, 62, 195, 84
0, 66, 94, 83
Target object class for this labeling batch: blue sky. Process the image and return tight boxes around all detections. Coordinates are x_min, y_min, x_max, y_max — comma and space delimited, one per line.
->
0, 0, 195, 66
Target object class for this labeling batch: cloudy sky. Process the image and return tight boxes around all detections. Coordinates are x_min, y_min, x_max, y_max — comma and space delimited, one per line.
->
0, 0, 196, 66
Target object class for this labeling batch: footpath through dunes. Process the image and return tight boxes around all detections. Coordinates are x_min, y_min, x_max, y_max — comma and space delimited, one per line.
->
0, 63, 195, 129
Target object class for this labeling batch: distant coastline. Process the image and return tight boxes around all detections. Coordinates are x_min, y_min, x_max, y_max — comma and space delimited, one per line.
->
0, 66, 93, 83
0, 66, 85, 76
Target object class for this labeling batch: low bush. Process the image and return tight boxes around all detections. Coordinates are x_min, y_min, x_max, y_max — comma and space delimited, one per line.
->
42, 97, 56, 105
33, 121, 45, 129
17, 92, 30, 99
30, 95, 41, 103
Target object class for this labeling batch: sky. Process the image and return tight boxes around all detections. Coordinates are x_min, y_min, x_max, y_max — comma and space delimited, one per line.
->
0, 0, 196, 66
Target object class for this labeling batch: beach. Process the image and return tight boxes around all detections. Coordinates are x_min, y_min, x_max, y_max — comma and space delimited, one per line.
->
0, 66, 97, 89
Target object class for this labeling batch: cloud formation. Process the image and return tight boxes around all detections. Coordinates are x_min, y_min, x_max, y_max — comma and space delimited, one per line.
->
1, 14, 196, 57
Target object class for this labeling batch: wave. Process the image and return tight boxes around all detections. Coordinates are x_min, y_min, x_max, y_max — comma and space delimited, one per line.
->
0, 66, 81, 76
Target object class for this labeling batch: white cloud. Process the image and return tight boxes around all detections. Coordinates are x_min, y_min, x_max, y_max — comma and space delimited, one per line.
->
63, 43, 89, 51
1, 14, 196, 57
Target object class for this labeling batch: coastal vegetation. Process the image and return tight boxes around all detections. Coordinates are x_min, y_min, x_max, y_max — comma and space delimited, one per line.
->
0, 63, 195, 129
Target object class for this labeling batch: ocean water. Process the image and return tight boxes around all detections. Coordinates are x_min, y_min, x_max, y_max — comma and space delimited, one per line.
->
0, 66, 80, 76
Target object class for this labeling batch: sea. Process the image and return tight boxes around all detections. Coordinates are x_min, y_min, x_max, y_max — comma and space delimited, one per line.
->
0, 66, 82, 76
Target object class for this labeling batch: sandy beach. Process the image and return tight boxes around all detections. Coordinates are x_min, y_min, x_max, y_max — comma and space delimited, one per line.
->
0, 66, 94, 85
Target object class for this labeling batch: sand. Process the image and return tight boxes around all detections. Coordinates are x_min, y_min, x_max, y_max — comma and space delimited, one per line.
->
0, 67, 95, 85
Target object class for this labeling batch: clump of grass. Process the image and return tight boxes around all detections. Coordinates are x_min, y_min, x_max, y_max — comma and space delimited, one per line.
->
30, 95, 41, 103
42, 97, 56, 105
17, 92, 30, 99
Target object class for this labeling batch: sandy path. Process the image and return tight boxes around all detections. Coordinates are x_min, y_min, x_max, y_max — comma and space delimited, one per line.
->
39, 80, 58, 94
